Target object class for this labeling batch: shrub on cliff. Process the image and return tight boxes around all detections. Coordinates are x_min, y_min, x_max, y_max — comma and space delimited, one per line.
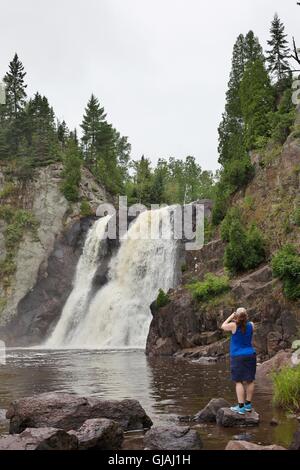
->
156, 289, 170, 309
188, 273, 230, 302
272, 365, 300, 411
271, 244, 300, 300
222, 208, 266, 275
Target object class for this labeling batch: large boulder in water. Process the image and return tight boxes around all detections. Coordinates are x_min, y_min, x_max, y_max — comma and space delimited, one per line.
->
216, 408, 260, 427
194, 398, 230, 423
226, 440, 286, 451
68, 418, 123, 450
0, 427, 78, 450
256, 350, 292, 381
144, 425, 203, 450
6, 392, 152, 434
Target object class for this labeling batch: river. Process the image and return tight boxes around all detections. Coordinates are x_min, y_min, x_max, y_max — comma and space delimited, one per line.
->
0, 349, 297, 450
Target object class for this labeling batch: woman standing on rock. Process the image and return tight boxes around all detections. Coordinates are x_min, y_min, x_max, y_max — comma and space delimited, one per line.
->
221, 308, 256, 415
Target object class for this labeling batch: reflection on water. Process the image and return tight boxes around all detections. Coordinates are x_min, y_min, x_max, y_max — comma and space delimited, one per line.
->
0, 350, 297, 450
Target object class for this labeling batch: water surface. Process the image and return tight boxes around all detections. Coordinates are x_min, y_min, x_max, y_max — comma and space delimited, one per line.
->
0, 349, 297, 449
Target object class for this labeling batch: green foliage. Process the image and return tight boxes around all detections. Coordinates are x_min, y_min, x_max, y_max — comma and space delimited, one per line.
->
188, 273, 230, 302
223, 211, 266, 275
0, 207, 39, 287
272, 365, 300, 411
0, 182, 16, 199
266, 14, 291, 82
204, 217, 215, 244
240, 58, 275, 150
271, 245, 300, 300
61, 140, 82, 202
80, 200, 93, 217
291, 207, 300, 227
222, 155, 254, 189
80, 94, 130, 194
156, 289, 170, 308
221, 207, 242, 242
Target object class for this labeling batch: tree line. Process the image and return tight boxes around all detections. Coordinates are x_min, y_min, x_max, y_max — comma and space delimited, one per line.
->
0, 57, 215, 205
213, 13, 296, 224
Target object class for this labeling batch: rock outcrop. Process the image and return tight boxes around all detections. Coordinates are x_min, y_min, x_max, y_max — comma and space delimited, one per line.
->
68, 418, 123, 450
216, 408, 260, 427
6, 392, 152, 434
144, 425, 203, 450
226, 440, 286, 451
0, 427, 78, 450
194, 398, 230, 423
256, 350, 293, 381
0, 164, 111, 345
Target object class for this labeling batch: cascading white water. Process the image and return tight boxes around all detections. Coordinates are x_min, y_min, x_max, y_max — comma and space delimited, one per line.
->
46, 215, 111, 347
46, 206, 180, 349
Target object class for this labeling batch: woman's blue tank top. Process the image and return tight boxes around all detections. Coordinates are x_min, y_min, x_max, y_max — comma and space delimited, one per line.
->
230, 322, 256, 357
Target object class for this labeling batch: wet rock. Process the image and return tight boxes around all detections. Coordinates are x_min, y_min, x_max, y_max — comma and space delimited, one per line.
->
256, 351, 292, 381
194, 398, 230, 423
144, 425, 203, 450
289, 428, 300, 450
6, 392, 152, 434
270, 418, 279, 427
0, 427, 78, 450
216, 408, 260, 427
69, 418, 123, 450
226, 440, 286, 451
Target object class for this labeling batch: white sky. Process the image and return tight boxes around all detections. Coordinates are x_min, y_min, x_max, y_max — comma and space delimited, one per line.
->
0, 0, 299, 171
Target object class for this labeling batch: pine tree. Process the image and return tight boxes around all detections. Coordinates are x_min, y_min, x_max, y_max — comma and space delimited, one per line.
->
244, 31, 264, 64
266, 14, 291, 82
81, 94, 106, 164
3, 53, 27, 118
240, 58, 275, 149
218, 34, 246, 166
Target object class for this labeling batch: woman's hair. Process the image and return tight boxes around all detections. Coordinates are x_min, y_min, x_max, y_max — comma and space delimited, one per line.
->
235, 307, 248, 333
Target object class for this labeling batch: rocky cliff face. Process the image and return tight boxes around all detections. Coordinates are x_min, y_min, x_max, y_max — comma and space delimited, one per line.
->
146, 127, 300, 362
0, 163, 110, 346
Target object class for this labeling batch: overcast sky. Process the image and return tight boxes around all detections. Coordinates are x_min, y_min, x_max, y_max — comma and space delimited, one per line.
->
0, 0, 299, 171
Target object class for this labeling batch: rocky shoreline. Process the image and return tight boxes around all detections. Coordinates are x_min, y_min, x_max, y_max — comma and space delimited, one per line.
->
0, 369, 299, 451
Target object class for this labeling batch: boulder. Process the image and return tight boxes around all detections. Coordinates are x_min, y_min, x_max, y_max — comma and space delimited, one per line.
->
289, 428, 300, 450
6, 392, 152, 434
256, 350, 292, 381
69, 418, 123, 450
0, 427, 78, 450
216, 408, 260, 428
194, 398, 230, 423
226, 440, 286, 451
144, 425, 203, 450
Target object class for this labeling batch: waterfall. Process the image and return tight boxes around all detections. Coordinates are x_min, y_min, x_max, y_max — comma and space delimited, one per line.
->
46, 206, 180, 349
46, 215, 111, 347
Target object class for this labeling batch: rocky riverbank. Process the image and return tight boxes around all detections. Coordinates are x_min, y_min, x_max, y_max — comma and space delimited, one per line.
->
1, 389, 299, 450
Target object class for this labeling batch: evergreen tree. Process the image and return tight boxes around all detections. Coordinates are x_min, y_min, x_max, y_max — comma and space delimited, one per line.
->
244, 31, 264, 64
240, 58, 274, 149
3, 53, 27, 118
61, 139, 82, 202
81, 94, 106, 164
57, 120, 69, 147
266, 14, 291, 81
132, 156, 153, 205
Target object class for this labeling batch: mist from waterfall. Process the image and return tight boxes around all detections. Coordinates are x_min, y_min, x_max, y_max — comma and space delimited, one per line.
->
46, 206, 180, 349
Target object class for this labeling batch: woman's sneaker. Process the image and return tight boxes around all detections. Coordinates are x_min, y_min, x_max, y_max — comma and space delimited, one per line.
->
230, 405, 246, 415
244, 403, 252, 413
